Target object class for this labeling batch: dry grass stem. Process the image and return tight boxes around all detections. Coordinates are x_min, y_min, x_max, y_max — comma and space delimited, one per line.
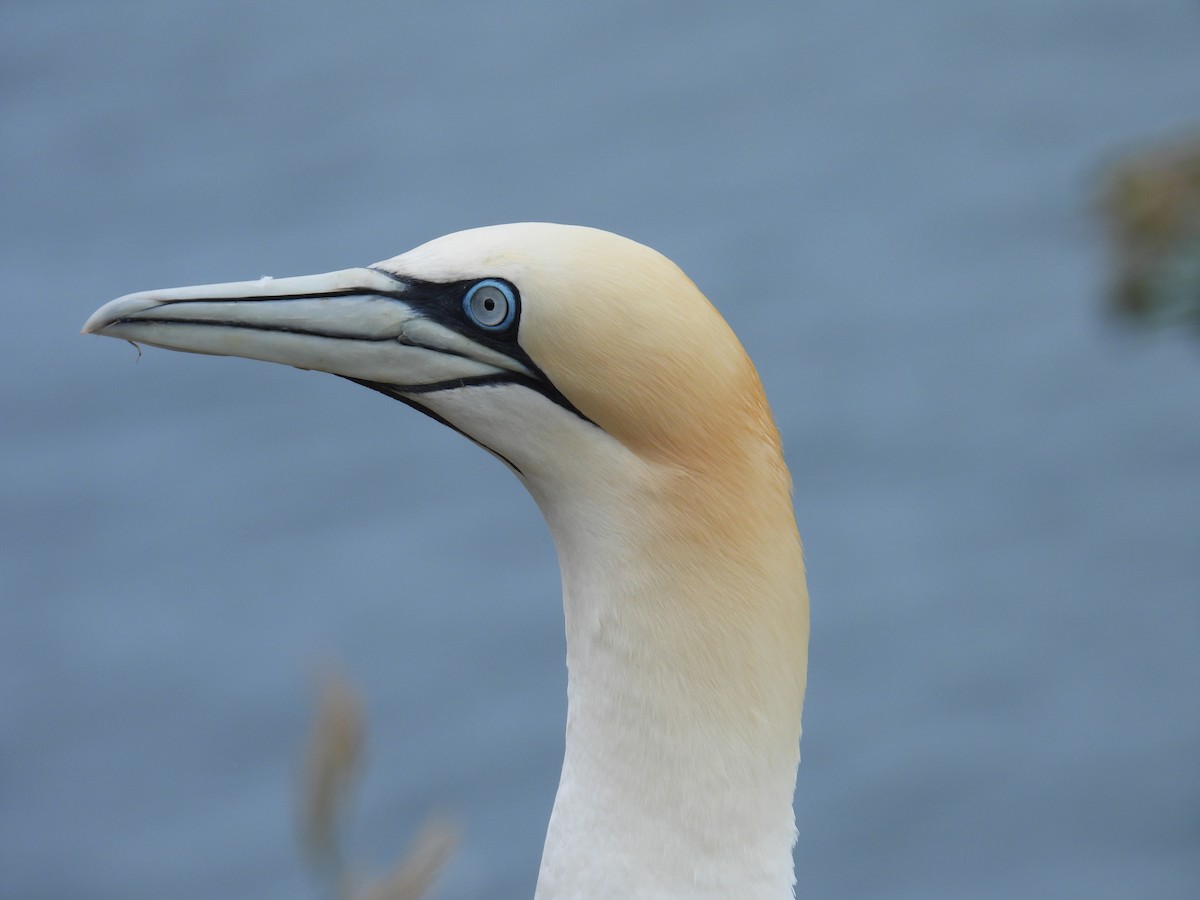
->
301, 670, 366, 875
358, 816, 460, 900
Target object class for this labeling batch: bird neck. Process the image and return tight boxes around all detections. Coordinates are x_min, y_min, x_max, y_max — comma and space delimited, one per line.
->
525, 441, 809, 899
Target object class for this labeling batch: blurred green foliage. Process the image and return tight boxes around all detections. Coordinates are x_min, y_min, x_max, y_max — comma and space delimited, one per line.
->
1101, 132, 1200, 330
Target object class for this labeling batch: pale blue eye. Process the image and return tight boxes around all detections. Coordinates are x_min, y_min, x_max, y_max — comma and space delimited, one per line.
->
463, 279, 516, 330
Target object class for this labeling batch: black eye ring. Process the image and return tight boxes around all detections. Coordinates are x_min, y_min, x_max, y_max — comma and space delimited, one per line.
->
463, 279, 517, 331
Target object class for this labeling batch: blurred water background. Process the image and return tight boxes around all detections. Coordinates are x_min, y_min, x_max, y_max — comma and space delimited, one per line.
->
2, 1, 1198, 897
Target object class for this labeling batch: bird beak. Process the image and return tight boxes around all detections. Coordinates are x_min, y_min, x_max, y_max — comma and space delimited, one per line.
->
82, 267, 532, 387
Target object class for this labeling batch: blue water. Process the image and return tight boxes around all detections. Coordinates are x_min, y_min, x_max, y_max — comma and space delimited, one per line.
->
2, 2, 1198, 897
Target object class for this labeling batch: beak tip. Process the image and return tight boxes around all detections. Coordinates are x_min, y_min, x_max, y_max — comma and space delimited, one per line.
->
82, 307, 114, 337
83, 292, 153, 338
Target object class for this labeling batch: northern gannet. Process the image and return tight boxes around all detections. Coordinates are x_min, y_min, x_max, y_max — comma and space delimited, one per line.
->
83, 223, 810, 899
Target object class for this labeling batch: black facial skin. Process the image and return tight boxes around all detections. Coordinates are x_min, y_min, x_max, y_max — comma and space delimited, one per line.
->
359, 271, 591, 421
347, 271, 597, 475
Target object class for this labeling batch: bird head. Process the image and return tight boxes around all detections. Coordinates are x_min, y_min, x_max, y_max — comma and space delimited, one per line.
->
84, 223, 783, 491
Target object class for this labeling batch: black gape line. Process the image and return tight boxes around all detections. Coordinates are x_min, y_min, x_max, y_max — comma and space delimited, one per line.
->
344, 376, 525, 476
